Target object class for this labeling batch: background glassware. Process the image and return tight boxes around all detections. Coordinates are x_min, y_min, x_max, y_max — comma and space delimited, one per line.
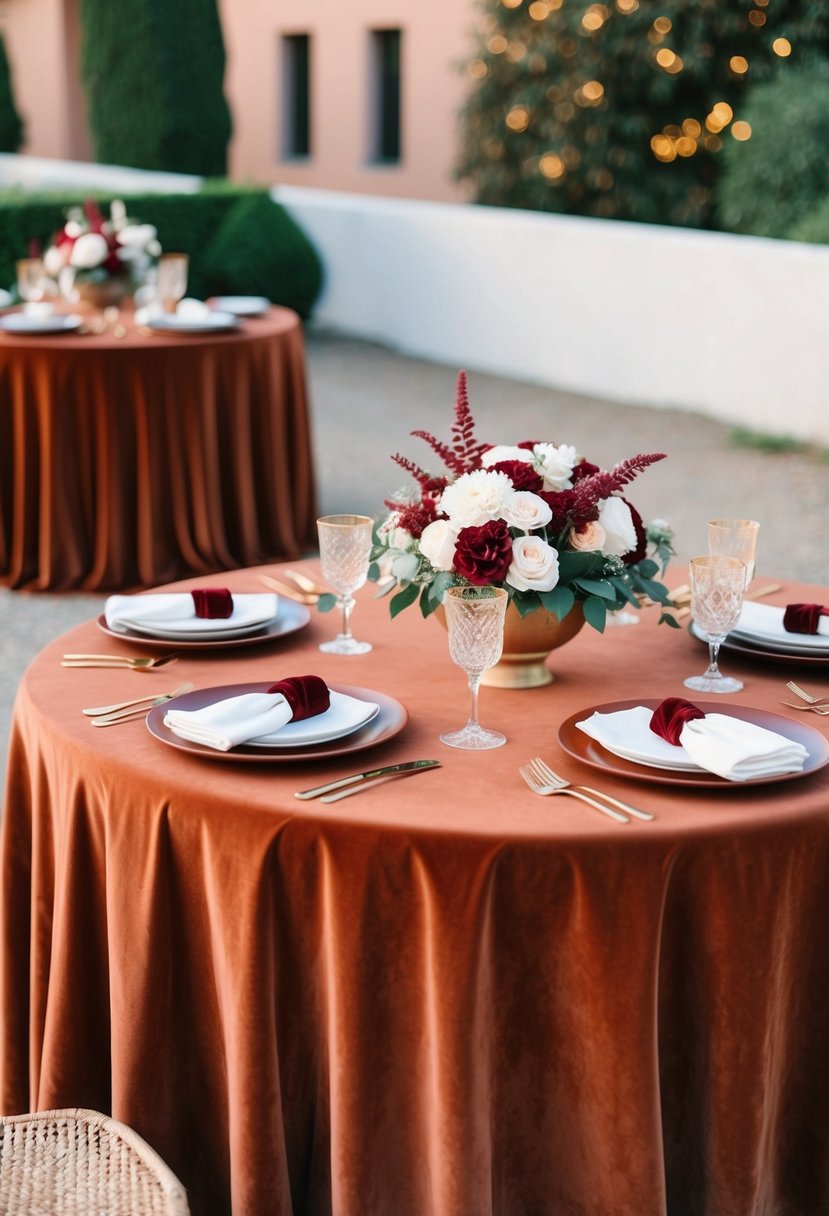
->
156, 253, 189, 314
684, 555, 746, 694
16, 258, 47, 313
440, 586, 508, 750
707, 518, 759, 587
317, 514, 373, 655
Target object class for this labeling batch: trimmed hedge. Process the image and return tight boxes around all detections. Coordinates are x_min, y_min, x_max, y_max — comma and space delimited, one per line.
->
0, 185, 323, 318
0, 34, 23, 152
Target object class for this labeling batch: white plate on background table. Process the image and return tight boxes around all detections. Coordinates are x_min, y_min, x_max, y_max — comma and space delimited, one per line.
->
146, 311, 239, 334
690, 622, 829, 668
559, 699, 829, 789
96, 598, 311, 650
0, 312, 83, 335
147, 683, 407, 762
208, 296, 270, 316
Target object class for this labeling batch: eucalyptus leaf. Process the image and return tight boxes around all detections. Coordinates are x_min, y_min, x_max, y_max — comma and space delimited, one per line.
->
539, 585, 575, 621
316, 593, 338, 614
389, 583, 420, 619
573, 577, 617, 601
582, 594, 607, 633
391, 552, 421, 582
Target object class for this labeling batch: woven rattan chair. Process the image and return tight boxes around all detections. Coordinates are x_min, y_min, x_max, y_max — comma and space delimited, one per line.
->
0, 1107, 190, 1215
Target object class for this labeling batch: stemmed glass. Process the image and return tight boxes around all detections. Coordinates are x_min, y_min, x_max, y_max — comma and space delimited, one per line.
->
440, 586, 508, 750
317, 514, 373, 655
16, 258, 47, 314
684, 555, 746, 694
156, 253, 189, 314
707, 519, 759, 589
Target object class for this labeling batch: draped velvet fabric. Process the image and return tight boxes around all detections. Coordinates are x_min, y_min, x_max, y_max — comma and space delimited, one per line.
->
0, 310, 316, 591
2, 569, 829, 1216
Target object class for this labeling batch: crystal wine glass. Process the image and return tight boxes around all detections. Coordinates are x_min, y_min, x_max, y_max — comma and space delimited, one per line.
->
156, 253, 189, 314
317, 514, 374, 655
707, 518, 759, 589
684, 555, 746, 694
440, 586, 508, 750
16, 257, 47, 314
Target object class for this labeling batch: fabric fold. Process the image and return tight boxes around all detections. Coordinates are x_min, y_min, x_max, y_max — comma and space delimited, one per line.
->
649, 698, 808, 780
783, 603, 829, 635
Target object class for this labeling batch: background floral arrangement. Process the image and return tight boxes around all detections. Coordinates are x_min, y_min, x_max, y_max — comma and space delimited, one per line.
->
42, 198, 160, 294
372, 372, 677, 631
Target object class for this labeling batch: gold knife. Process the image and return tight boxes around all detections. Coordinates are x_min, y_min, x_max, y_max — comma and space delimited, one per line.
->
295, 760, 441, 800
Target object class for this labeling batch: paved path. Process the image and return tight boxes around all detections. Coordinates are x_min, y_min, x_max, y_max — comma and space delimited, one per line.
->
2, 328, 827, 779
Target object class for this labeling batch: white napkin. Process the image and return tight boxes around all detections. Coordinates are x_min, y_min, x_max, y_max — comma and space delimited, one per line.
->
733, 601, 829, 648
577, 705, 808, 781
104, 592, 278, 634
176, 297, 211, 320
164, 689, 378, 751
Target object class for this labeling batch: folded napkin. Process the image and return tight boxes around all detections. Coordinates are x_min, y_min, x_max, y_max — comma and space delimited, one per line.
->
732, 601, 829, 648
783, 603, 829, 635
105, 592, 277, 634
649, 697, 808, 781
162, 677, 379, 752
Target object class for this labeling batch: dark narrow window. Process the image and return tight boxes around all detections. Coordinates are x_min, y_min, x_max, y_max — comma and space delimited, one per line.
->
281, 34, 311, 158
370, 29, 402, 163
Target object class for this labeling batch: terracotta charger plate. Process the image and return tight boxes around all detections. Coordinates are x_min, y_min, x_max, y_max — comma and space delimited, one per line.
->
96, 598, 311, 650
558, 698, 829, 789
147, 682, 407, 763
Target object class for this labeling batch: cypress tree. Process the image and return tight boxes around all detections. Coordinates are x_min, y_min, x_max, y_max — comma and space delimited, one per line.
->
80, 0, 232, 176
457, 0, 829, 229
0, 33, 23, 152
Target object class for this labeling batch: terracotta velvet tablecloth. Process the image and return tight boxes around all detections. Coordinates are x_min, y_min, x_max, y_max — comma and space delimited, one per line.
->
0, 309, 316, 590
3, 569, 829, 1216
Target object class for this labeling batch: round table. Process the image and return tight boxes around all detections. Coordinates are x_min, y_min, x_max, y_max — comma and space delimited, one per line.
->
2, 570, 829, 1216
0, 309, 316, 590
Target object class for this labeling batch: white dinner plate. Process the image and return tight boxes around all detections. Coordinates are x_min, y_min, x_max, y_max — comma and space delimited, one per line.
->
245, 692, 380, 748
0, 312, 83, 335
729, 602, 829, 653
97, 597, 311, 650
208, 296, 271, 316
147, 311, 239, 333
104, 592, 278, 640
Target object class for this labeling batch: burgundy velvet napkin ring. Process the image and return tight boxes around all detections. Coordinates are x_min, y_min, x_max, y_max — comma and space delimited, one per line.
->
191, 588, 234, 619
650, 697, 705, 746
267, 675, 330, 721
783, 603, 829, 635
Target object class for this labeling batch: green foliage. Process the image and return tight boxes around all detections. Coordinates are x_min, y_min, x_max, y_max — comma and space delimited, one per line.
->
0, 186, 323, 318
457, 0, 829, 229
717, 66, 829, 236
0, 33, 23, 152
788, 194, 829, 244
729, 426, 808, 453
80, 0, 232, 176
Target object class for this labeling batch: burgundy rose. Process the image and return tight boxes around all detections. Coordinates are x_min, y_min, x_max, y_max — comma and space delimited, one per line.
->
572, 459, 600, 481
540, 488, 600, 533
453, 520, 513, 585
489, 459, 543, 493
622, 499, 647, 565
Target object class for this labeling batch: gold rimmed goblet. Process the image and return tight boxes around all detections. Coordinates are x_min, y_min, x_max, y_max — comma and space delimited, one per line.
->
440, 585, 508, 750
316, 514, 374, 655
707, 518, 759, 589
685, 554, 746, 694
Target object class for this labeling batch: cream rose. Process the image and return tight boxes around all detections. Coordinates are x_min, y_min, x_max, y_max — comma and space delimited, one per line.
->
501, 490, 553, 532
418, 519, 458, 571
506, 536, 560, 593
569, 520, 606, 552
597, 497, 637, 557
481, 444, 534, 469
439, 469, 514, 528
69, 232, 109, 270
531, 443, 580, 491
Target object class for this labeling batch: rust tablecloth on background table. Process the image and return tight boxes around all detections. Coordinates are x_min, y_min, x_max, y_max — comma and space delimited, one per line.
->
2, 570, 829, 1216
0, 309, 316, 590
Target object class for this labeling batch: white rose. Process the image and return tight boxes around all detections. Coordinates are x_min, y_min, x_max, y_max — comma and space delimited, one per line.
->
419, 519, 458, 571
506, 536, 560, 592
597, 496, 637, 557
501, 490, 553, 532
69, 232, 109, 270
43, 246, 66, 277
439, 470, 514, 528
532, 443, 580, 491
117, 223, 157, 249
569, 520, 606, 552
481, 444, 534, 469
377, 514, 412, 551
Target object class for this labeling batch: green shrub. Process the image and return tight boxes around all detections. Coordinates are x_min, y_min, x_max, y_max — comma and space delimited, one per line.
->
0, 186, 323, 318
0, 33, 23, 152
717, 66, 829, 237
787, 194, 829, 244
80, 0, 232, 176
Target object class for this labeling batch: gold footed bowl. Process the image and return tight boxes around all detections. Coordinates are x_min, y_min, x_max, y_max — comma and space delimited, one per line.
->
436, 601, 586, 689
75, 275, 132, 310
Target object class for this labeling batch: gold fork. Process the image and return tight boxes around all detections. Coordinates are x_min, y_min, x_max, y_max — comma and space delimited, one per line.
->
62, 652, 178, 670
786, 680, 829, 705
527, 758, 654, 821
519, 764, 630, 823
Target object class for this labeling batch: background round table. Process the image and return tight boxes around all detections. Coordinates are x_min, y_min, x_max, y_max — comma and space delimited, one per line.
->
0, 308, 316, 590
2, 571, 829, 1216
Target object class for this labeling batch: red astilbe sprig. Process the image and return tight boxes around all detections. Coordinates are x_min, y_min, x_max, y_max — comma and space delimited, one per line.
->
407, 370, 488, 479
572, 452, 666, 513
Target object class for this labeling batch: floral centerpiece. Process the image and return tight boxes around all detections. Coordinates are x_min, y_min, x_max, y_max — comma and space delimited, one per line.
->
372, 372, 677, 633
43, 198, 160, 303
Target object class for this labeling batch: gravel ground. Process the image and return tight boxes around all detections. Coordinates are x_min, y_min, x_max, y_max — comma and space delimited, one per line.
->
2, 327, 828, 782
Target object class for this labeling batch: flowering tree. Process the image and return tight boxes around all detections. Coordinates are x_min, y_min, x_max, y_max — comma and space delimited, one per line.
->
457, 0, 829, 229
